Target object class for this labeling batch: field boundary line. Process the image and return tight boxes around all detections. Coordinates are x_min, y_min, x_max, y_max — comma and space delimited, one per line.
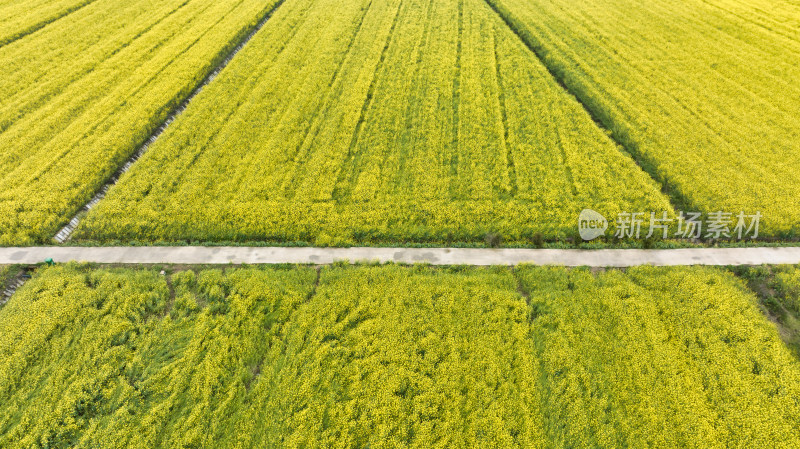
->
481, 0, 695, 213
2, 246, 800, 267
53, 0, 289, 244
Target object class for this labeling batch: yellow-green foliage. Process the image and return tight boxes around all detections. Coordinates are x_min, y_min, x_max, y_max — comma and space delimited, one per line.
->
519, 265, 800, 447
0, 0, 94, 46
773, 266, 800, 314
0, 0, 281, 244
77, 0, 671, 245
485, 0, 800, 236
0, 263, 317, 448
255, 265, 545, 447
2, 264, 800, 447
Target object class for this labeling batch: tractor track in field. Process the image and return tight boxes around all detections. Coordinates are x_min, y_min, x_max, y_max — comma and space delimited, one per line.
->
53, 0, 289, 244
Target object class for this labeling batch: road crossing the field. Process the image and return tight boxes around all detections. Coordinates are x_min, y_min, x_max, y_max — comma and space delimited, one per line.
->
1, 246, 799, 267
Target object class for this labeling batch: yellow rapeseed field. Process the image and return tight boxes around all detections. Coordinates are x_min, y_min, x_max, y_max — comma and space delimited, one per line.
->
1, 263, 799, 447
0, 0, 94, 46
0, 0, 282, 244
75, 0, 671, 245
485, 0, 800, 236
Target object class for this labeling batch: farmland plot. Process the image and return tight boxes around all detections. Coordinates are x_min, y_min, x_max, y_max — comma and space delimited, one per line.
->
0, 264, 318, 448
274, 265, 800, 447
77, 0, 672, 245
1, 264, 799, 447
485, 0, 800, 236
519, 265, 800, 447
0, 0, 282, 244
254, 265, 545, 447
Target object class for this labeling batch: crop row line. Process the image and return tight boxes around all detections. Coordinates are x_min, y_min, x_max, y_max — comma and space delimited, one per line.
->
332, 0, 404, 198
0, 0, 100, 48
1, 0, 196, 137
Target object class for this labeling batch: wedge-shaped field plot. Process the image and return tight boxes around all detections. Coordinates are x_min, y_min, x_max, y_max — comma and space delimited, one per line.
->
77, 0, 672, 245
486, 0, 800, 236
0, 0, 282, 244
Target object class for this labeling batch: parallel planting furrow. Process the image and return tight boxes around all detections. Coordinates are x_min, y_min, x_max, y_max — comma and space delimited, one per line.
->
492, 32, 516, 196
0, 0, 197, 135
77, 0, 673, 245
484, 0, 800, 236
330, 1, 404, 201
0, 0, 98, 47
0, 0, 285, 244
699, 0, 800, 42
1, 264, 799, 446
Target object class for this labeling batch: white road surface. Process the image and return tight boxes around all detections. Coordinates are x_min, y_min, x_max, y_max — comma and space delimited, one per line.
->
0, 246, 799, 267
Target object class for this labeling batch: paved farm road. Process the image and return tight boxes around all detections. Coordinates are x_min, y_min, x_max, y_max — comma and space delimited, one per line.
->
1, 246, 799, 267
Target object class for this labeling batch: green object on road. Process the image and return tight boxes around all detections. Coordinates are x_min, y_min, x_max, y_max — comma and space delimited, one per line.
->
44, 258, 54, 266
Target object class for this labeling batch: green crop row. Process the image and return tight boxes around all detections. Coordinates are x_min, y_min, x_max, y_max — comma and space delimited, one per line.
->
75, 0, 672, 246
1, 263, 799, 447
483, 0, 800, 236
0, 0, 282, 244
